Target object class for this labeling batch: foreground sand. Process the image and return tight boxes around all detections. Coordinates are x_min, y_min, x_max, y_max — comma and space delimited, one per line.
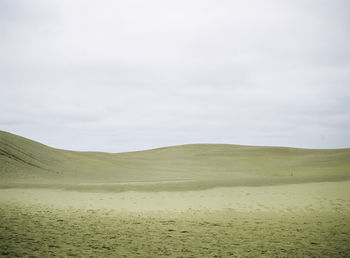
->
0, 181, 350, 257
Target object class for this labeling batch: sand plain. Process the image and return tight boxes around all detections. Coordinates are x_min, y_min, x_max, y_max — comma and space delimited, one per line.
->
0, 181, 349, 257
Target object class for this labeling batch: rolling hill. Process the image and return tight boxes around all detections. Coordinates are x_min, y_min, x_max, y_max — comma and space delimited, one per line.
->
1, 130, 349, 191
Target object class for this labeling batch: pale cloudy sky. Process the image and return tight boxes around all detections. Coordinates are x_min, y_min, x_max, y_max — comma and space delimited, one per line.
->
1, 0, 349, 152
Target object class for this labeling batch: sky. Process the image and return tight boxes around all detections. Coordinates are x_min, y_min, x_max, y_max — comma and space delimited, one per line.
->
1, 0, 350, 152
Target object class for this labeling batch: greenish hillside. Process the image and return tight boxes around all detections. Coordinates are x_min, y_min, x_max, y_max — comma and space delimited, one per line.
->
0, 130, 349, 191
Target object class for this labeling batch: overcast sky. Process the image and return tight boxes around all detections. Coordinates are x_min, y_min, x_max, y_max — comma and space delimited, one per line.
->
1, 0, 349, 152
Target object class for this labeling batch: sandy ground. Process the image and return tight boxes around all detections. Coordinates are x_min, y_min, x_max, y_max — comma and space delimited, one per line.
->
0, 181, 350, 257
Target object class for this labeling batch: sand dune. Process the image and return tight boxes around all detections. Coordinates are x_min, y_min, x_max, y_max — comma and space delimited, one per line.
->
1, 130, 350, 189
1, 131, 349, 257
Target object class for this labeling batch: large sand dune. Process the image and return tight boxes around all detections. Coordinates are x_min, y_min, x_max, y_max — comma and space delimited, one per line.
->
0, 131, 349, 257
1, 130, 350, 189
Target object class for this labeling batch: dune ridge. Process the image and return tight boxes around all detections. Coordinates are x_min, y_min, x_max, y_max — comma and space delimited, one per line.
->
1, 130, 350, 191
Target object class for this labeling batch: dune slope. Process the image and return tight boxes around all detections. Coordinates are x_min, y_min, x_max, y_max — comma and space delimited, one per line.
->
0, 130, 349, 190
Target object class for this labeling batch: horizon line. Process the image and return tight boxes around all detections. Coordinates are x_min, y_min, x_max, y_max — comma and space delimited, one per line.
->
1, 130, 350, 155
